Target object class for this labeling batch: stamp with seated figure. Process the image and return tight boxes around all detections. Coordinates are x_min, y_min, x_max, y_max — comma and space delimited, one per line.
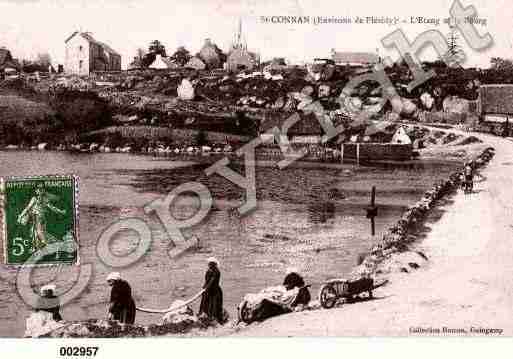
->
1, 175, 79, 266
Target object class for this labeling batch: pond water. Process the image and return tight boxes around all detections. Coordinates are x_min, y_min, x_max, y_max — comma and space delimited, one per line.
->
0, 150, 460, 337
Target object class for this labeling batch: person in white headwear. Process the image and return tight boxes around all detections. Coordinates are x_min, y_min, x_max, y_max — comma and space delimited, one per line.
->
35, 284, 62, 321
282, 267, 311, 307
106, 272, 136, 324
198, 257, 224, 323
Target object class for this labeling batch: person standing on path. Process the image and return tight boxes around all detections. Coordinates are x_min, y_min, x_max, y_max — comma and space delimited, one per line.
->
463, 162, 474, 193
107, 272, 136, 324
198, 257, 225, 323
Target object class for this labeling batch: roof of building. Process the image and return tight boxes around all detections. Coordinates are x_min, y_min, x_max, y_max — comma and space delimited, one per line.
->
149, 54, 178, 69
479, 84, 513, 115
227, 48, 258, 64
0, 48, 19, 70
185, 56, 206, 70
0, 48, 13, 65
331, 51, 379, 65
199, 39, 222, 66
65, 32, 121, 57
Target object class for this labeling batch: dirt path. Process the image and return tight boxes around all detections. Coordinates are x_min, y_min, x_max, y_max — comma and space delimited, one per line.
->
235, 131, 513, 336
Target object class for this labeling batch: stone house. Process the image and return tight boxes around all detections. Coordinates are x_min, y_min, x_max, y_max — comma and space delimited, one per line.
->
64, 32, 121, 75
478, 84, 513, 123
185, 56, 206, 70
391, 126, 412, 144
0, 47, 19, 72
331, 49, 379, 68
198, 38, 224, 69
477, 84, 513, 135
149, 54, 178, 70
225, 48, 259, 72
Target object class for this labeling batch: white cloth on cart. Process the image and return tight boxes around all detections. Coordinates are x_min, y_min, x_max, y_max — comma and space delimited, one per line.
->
242, 285, 299, 312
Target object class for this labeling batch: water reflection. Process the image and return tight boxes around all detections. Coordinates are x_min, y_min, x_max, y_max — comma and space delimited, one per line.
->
307, 202, 336, 224
0, 151, 461, 337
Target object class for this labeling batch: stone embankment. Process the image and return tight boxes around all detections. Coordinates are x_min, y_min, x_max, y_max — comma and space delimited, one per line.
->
352, 146, 495, 279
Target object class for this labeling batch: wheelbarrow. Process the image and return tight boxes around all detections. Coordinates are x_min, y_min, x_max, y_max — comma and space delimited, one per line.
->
319, 277, 386, 309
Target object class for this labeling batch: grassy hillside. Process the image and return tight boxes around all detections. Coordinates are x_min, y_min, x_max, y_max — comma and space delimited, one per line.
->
0, 83, 113, 146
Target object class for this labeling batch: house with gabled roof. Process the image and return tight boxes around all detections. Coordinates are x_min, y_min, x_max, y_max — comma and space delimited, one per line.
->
64, 31, 121, 75
0, 47, 19, 72
149, 54, 179, 70
331, 49, 380, 68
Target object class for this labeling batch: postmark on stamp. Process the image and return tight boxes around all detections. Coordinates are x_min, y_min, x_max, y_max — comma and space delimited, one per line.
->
1, 175, 79, 266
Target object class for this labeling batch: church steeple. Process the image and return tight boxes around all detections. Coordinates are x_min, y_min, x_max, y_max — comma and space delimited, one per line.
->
237, 18, 242, 47
233, 17, 245, 50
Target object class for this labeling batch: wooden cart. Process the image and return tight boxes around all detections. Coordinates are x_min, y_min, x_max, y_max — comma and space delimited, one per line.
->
319, 277, 375, 309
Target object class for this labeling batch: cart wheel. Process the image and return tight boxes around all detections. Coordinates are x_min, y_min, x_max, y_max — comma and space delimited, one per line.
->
319, 284, 338, 309
238, 301, 253, 324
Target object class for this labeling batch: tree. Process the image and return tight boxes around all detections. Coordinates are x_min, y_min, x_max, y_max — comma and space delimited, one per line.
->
136, 48, 146, 60
490, 57, 513, 71
142, 40, 167, 68
129, 48, 147, 69
195, 130, 207, 146
36, 53, 52, 68
170, 46, 192, 66
197, 39, 226, 69
443, 27, 465, 67
148, 40, 166, 57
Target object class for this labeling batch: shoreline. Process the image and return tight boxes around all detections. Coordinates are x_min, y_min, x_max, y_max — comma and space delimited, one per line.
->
234, 129, 511, 337
2, 129, 494, 338
350, 145, 494, 280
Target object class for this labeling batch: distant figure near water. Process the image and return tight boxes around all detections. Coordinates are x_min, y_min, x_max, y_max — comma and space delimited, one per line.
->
199, 257, 225, 323
107, 272, 136, 324
463, 161, 475, 194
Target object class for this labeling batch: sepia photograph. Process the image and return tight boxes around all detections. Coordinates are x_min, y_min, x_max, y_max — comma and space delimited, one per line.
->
0, 0, 510, 355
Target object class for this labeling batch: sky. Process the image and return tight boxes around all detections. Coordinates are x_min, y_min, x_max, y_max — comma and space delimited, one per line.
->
0, 0, 511, 69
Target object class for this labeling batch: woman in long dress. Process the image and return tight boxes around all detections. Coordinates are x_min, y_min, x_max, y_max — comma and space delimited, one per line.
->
198, 257, 224, 323
107, 272, 136, 324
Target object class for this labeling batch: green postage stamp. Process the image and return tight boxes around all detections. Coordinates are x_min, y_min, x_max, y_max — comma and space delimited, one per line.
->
1, 175, 79, 266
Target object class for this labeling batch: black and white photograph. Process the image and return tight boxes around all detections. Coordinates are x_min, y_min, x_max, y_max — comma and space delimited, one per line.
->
0, 0, 510, 356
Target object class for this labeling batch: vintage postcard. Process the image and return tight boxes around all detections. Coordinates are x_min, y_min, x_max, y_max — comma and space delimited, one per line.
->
1, 175, 79, 266
0, 0, 510, 351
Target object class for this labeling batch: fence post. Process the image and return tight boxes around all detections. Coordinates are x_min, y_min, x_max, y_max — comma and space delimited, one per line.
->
356, 143, 360, 166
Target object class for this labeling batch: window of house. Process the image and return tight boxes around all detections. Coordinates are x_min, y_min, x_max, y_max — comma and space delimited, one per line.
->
79, 45, 83, 52
79, 60, 83, 69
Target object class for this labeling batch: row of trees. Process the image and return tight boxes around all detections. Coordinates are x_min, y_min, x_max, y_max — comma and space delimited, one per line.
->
133, 40, 192, 68
13, 52, 55, 73
132, 39, 226, 69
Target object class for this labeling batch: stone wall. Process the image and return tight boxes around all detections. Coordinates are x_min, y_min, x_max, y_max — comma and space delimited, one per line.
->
342, 143, 413, 161
351, 146, 496, 279
86, 125, 251, 145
